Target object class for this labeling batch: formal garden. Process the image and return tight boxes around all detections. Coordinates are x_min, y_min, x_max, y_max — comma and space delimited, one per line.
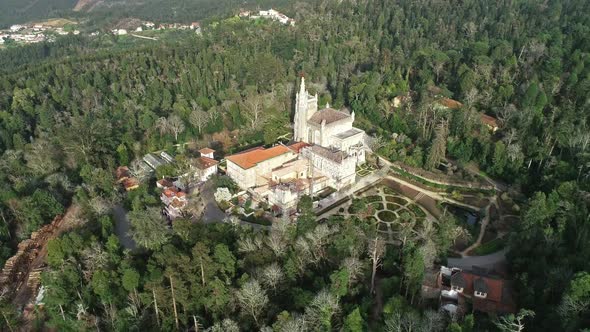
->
322, 184, 434, 245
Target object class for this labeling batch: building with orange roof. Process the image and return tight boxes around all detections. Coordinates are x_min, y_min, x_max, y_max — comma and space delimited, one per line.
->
226, 145, 298, 189
287, 141, 311, 153
115, 166, 131, 183
435, 98, 501, 132
199, 148, 215, 158
480, 114, 499, 132
436, 97, 464, 110
192, 148, 219, 182
123, 178, 140, 191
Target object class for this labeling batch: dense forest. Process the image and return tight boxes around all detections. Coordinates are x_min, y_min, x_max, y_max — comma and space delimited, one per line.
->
0, 0, 305, 28
0, 0, 77, 28
0, 0, 589, 330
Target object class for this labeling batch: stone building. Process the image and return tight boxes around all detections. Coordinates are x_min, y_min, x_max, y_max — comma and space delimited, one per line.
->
293, 77, 366, 189
224, 76, 368, 212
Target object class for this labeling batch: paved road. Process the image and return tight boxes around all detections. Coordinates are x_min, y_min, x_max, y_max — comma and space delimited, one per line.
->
447, 248, 508, 270
113, 205, 137, 250
200, 181, 227, 224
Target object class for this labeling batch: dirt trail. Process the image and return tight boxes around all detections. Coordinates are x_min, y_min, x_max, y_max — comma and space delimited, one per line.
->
0, 205, 80, 315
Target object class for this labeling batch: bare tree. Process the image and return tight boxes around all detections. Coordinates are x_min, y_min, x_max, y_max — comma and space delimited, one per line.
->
384, 311, 421, 332
464, 87, 479, 108
189, 102, 209, 134
237, 279, 268, 326
342, 256, 364, 285
206, 319, 240, 332
261, 263, 284, 291
368, 236, 386, 294
497, 104, 517, 126
242, 92, 266, 130
155, 117, 169, 136
167, 115, 185, 141
266, 231, 288, 257
304, 290, 339, 330
494, 309, 535, 332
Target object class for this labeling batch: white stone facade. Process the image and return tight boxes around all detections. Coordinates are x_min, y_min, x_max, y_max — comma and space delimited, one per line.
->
293, 77, 366, 188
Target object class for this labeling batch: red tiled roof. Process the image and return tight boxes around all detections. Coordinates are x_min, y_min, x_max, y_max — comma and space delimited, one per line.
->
480, 114, 499, 128
157, 179, 174, 188
194, 156, 219, 170
199, 148, 215, 154
288, 142, 311, 153
170, 197, 187, 208
116, 166, 130, 181
226, 145, 292, 169
163, 188, 180, 197
123, 178, 139, 190
437, 98, 463, 110
458, 272, 503, 303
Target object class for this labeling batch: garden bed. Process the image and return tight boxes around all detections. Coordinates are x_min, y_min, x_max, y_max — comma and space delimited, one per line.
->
378, 210, 397, 222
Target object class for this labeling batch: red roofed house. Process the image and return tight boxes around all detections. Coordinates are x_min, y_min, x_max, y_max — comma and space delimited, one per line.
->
116, 166, 131, 183
480, 114, 499, 133
157, 178, 174, 189
226, 143, 330, 213
123, 178, 140, 191
439, 266, 516, 315
160, 186, 188, 219
435, 98, 500, 132
116, 166, 140, 191
193, 148, 219, 182
226, 145, 298, 189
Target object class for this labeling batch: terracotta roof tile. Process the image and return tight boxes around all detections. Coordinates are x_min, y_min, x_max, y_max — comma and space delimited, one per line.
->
123, 178, 139, 190
199, 148, 215, 154
456, 271, 508, 304
116, 166, 130, 180
194, 156, 219, 170
480, 114, 499, 128
226, 145, 292, 169
163, 188, 180, 197
157, 179, 174, 188
170, 197, 187, 208
288, 142, 311, 153
438, 98, 463, 110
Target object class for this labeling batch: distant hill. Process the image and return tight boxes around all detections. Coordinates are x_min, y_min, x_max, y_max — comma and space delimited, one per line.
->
1, 0, 300, 29
0, 0, 78, 28
75, 0, 298, 22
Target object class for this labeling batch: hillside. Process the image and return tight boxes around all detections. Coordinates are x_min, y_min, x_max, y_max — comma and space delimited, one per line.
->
76, 0, 300, 22
0, 0, 589, 331
0, 0, 77, 28
1, 0, 302, 29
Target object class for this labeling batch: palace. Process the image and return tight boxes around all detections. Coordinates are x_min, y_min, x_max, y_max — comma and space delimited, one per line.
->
294, 77, 366, 189
225, 77, 367, 212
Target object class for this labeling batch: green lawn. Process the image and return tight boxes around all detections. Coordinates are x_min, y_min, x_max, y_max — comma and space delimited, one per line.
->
472, 237, 507, 255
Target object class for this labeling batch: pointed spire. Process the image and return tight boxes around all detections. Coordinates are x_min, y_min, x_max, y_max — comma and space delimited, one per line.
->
300, 76, 306, 94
